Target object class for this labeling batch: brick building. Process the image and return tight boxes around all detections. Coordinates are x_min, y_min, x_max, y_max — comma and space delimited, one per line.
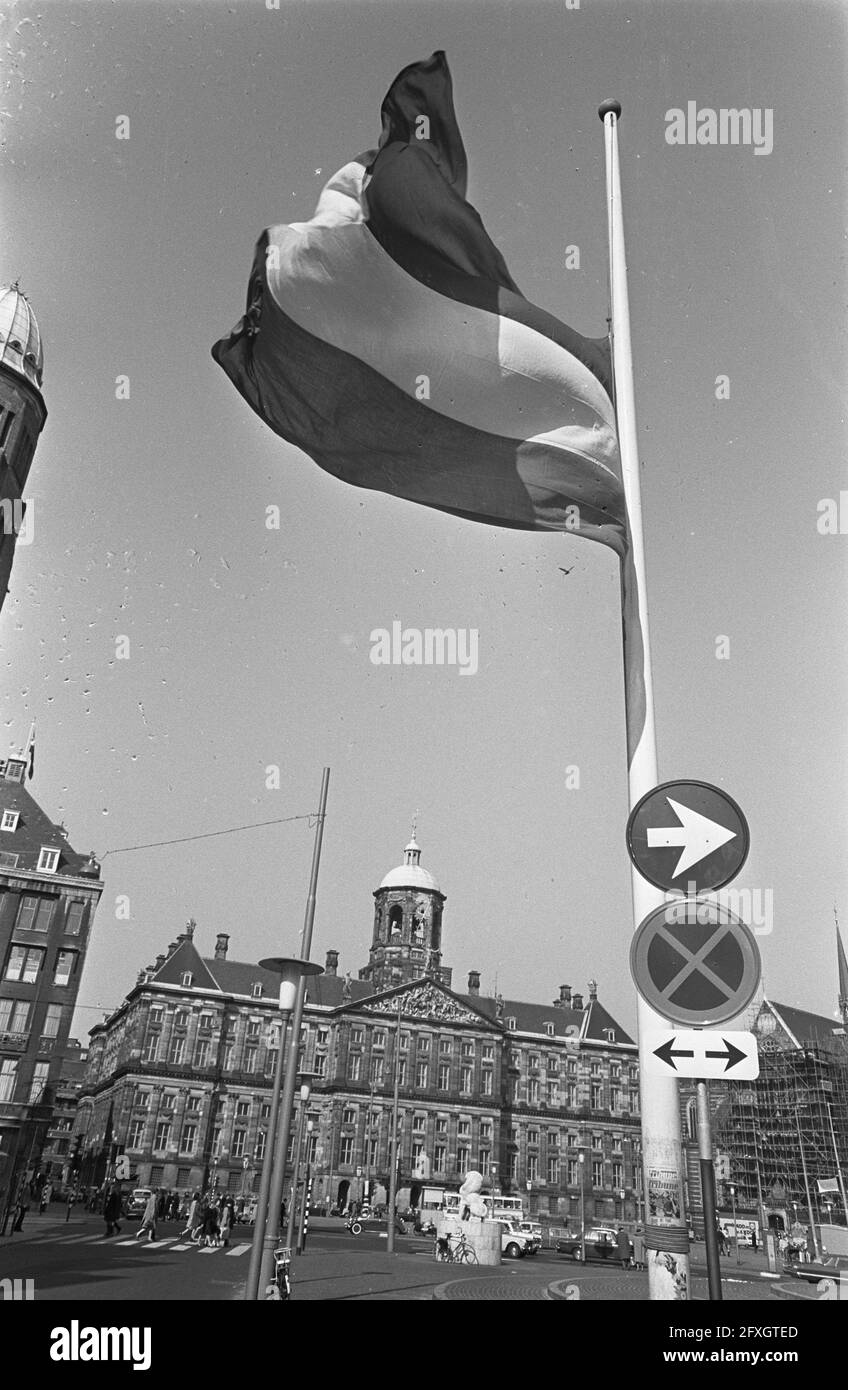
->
0, 750, 103, 1220
77, 835, 642, 1222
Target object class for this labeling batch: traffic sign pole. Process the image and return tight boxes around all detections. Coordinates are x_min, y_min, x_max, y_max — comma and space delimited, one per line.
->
601, 101, 690, 1301
696, 1080, 723, 1301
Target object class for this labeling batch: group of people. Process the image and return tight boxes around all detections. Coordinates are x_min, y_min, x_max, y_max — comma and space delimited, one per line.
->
177, 1192, 237, 1247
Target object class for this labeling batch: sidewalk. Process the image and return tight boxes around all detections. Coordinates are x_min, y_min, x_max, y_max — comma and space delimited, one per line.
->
0, 1209, 89, 1246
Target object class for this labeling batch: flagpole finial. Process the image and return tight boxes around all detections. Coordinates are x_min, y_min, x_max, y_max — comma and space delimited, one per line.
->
598, 99, 622, 121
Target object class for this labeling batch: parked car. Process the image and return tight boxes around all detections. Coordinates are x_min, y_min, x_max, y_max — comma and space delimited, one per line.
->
497, 1220, 533, 1260
556, 1226, 620, 1262
126, 1187, 153, 1217
517, 1221, 542, 1254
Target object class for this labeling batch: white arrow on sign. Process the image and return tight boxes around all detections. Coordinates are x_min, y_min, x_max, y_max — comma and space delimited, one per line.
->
646, 797, 737, 877
644, 1029, 759, 1080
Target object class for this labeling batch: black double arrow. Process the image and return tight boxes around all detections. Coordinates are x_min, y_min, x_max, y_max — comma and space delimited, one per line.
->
654, 1036, 747, 1072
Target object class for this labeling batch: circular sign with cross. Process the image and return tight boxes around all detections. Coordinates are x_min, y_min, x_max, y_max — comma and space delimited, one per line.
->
630, 899, 761, 1027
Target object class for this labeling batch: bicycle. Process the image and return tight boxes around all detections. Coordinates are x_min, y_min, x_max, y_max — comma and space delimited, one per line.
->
434, 1230, 479, 1264
264, 1246, 292, 1300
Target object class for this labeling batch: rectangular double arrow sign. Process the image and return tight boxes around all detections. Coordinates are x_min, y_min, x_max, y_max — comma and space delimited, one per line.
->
644, 1029, 759, 1080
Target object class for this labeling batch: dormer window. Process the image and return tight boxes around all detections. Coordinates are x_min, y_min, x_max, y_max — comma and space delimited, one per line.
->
4, 760, 25, 784
603, 1028, 616, 1043
545, 1022, 555, 1037
37, 847, 60, 873
251, 982, 263, 998
507, 1017, 516, 1031
1, 810, 19, 832
181, 972, 194, 988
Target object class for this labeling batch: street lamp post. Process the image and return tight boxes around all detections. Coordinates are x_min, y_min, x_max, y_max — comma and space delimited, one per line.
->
243, 956, 322, 1302
578, 1152, 586, 1263
386, 996, 403, 1255
286, 1073, 314, 1251
729, 1184, 740, 1265
297, 1121, 313, 1254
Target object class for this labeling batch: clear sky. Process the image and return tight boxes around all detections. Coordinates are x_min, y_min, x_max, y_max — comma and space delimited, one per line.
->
2, 0, 846, 1043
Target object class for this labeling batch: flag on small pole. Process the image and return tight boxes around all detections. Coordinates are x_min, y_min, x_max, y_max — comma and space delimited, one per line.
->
213, 54, 689, 1298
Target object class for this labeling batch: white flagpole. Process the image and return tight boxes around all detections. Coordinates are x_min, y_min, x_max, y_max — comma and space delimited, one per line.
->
599, 99, 691, 1300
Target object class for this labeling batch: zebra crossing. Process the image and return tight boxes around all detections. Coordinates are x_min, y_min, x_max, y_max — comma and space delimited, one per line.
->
17, 1230, 251, 1257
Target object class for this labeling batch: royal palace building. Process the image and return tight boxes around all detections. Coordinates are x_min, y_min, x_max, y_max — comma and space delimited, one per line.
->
76, 835, 643, 1224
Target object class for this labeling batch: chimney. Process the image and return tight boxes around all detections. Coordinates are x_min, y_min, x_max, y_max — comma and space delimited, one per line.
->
554, 984, 572, 1009
154, 954, 166, 971
214, 933, 229, 960
588, 979, 598, 1002
325, 949, 339, 976
572, 991, 584, 1011
467, 970, 480, 997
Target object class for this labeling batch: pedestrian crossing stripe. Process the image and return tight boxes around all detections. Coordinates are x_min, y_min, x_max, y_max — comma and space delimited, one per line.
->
227, 1244, 250, 1257
13, 1232, 253, 1255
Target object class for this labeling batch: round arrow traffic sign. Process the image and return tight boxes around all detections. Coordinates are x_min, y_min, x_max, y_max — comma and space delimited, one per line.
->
630, 899, 761, 1027
626, 780, 749, 894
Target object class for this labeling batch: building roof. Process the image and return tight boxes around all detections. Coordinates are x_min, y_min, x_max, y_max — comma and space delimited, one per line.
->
760, 998, 847, 1053
0, 283, 43, 390
127, 932, 634, 1046
0, 769, 96, 877
378, 834, 442, 895
458, 994, 635, 1045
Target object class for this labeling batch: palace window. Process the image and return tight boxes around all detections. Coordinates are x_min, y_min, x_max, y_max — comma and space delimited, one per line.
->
438, 1063, 450, 1090
592, 1160, 603, 1188
53, 950, 76, 986
153, 1122, 172, 1153
547, 1156, 560, 1184
28, 1062, 49, 1104
179, 1124, 197, 1155
460, 1066, 473, 1092
37, 847, 60, 873
481, 1044, 494, 1062
434, 1146, 446, 1173
5, 945, 43, 982
194, 1039, 211, 1068
127, 1119, 145, 1150
339, 1137, 354, 1166
481, 1070, 493, 1096
348, 1053, 361, 1082
439, 1038, 452, 1054
169, 1036, 186, 1066
0, 999, 30, 1034
232, 1130, 247, 1159
65, 901, 85, 936
435, 1117, 448, 1135
416, 1062, 428, 1088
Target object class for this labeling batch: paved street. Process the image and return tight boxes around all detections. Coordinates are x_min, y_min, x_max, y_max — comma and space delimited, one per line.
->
0, 1211, 805, 1301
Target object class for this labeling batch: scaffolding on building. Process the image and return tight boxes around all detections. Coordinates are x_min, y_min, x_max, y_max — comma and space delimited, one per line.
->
713, 1039, 848, 1229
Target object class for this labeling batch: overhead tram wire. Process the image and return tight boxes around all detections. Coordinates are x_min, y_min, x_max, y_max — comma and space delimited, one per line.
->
99, 812, 320, 860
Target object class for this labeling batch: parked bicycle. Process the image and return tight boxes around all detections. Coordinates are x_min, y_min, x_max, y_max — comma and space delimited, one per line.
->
264, 1246, 292, 1300
434, 1230, 479, 1264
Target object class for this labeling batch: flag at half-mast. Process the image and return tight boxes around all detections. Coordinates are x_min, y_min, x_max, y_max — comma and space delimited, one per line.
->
212, 51, 644, 756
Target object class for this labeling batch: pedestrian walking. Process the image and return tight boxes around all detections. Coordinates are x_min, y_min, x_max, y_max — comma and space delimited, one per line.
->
220, 1198, 234, 1248
632, 1227, 646, 1270
136, 1191, 157, 1242
11, 1183, 30, 1232
104, 1188, 122, 1236
181, 1192, 201, 1239
201, 1202, 220, 1248
616, 1226, 632, 1269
